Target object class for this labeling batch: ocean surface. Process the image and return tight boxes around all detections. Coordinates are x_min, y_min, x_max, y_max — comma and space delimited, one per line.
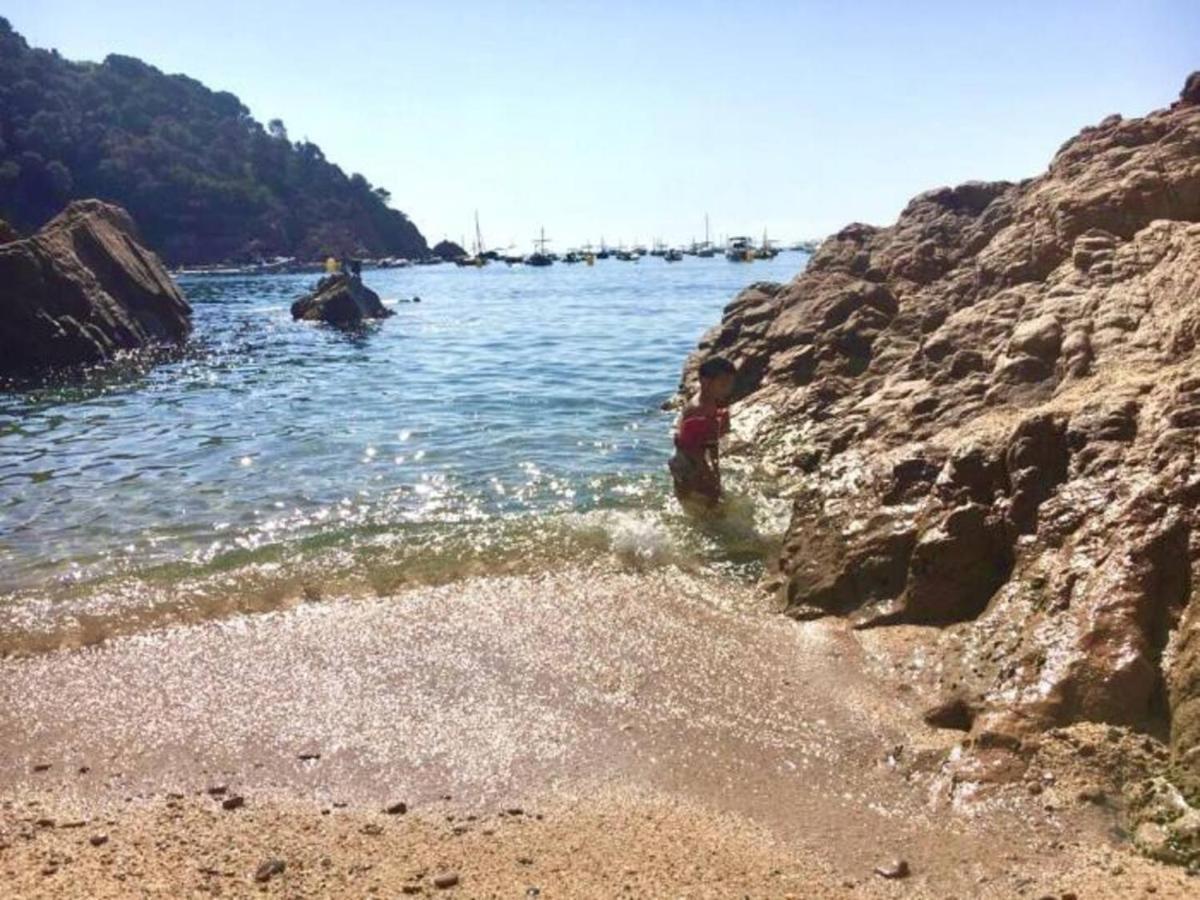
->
0, 253, 807, 647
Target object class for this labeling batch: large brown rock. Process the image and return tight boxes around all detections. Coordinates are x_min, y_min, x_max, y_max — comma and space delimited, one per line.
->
0, 200, 191, 375
290, 273, 392, 326
681, 73, 1200, 795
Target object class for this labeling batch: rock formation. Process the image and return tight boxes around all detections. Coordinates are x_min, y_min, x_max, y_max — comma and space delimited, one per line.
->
432, 239, 466, 261
0, 200, 191, 375
290, 273, 392, 325
682, 75, 1200, 811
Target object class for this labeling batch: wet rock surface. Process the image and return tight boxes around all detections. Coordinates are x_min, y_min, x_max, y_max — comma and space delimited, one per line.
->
0, 199, 191, 375
681, 75, 1200, 813
290, 272, 392, 325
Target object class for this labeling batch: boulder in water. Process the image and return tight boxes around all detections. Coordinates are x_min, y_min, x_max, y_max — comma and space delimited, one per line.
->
290, 273, 393, 325
0, 200, 191, 375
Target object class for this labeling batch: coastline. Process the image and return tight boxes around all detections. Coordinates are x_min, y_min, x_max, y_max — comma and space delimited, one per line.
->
2, 567, 1194, 897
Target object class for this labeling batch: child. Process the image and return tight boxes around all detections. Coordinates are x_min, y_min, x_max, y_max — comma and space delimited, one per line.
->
669, 355, 736, 509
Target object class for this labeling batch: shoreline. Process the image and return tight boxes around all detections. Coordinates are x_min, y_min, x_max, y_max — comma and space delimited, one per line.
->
2, 567, 1193, 897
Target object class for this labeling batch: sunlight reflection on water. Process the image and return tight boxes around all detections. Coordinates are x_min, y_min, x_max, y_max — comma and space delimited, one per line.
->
0, 254, 807, 639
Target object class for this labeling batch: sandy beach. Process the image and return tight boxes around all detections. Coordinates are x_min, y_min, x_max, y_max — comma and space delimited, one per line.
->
1, 567, 1193, 897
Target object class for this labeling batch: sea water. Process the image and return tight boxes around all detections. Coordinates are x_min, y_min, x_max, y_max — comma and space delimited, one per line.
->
0, 253, 806, 645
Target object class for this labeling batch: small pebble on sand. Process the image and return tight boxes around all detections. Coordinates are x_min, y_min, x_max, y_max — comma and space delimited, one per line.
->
254, 858, 286, 883
221, 795, 245, 810
874, 859, 910, 880
89, 834, 109, 847
433, 871, 460, 889
385, 801, 408, 815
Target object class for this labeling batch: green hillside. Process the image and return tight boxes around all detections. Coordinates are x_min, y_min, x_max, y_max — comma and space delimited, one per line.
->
0, 18, 427, 264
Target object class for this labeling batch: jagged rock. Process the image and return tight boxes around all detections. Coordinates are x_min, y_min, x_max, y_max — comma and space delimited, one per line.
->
0, 200, 191, 374
679, 74, 1200, 804
1128, 777, 1200, 867
0, 218, 17, 244
291, 273, 392, 325
1181, 71, 1200, 105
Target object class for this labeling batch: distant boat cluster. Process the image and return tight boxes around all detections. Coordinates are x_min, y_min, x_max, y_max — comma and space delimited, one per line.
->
172, 214, 822, 277
449, 215, 822, 268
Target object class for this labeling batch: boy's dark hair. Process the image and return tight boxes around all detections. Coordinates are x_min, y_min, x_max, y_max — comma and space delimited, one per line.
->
698, 356, 736, 379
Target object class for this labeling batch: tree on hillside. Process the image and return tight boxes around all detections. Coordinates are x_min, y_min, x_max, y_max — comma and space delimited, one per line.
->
0, 17, 428, 264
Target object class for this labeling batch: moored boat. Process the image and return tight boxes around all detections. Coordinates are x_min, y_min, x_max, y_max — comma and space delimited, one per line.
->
525, 227, 554, 267
725, 236, 754, 262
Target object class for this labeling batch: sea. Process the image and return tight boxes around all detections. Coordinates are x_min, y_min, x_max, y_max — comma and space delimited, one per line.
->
0, 252, 807, 649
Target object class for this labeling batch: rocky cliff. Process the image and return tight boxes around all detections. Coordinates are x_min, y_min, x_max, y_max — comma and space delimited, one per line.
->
685, 76, 1200, 814
0, 200, 191, 375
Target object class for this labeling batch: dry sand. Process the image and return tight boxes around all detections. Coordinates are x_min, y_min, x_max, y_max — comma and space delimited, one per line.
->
1, 567, 1194, 897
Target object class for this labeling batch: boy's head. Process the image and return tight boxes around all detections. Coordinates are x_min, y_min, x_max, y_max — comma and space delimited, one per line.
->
698, 355, 736, 402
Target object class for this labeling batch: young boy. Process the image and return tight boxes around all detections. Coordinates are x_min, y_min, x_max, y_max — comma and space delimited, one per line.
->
669, 355, 736, 509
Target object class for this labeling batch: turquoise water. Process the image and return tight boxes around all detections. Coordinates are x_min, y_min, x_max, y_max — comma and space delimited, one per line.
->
0, 254, 806, 644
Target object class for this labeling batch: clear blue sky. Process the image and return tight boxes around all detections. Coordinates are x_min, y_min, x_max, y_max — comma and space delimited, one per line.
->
8, 1, 1198, 251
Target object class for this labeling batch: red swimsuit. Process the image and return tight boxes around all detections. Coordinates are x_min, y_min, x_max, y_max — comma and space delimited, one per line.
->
675, 408, 729, 455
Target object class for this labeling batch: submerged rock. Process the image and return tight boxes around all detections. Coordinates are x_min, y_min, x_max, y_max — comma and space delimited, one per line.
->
0, 199, 191, 375
290, 273, 392, 325
679, 72, 1200, 811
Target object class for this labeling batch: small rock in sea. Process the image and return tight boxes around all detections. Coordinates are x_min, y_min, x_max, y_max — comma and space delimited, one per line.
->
221, 795, 245, 811
89, 834, 109, 847
433, 871, 460, 889
874, 859, 910, 879
254, 858, 286, 883
385, 801, 408, 815
207, 785, 228, 796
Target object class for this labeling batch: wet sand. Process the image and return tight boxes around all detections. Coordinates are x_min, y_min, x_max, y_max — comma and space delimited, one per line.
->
0, 567, 1193, 897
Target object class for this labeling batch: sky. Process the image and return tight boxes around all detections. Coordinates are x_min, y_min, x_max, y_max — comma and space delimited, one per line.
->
7, 1, 1199, 252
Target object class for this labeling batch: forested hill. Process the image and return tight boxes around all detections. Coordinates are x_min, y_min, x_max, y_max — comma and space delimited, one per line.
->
0, 18, 427, 264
